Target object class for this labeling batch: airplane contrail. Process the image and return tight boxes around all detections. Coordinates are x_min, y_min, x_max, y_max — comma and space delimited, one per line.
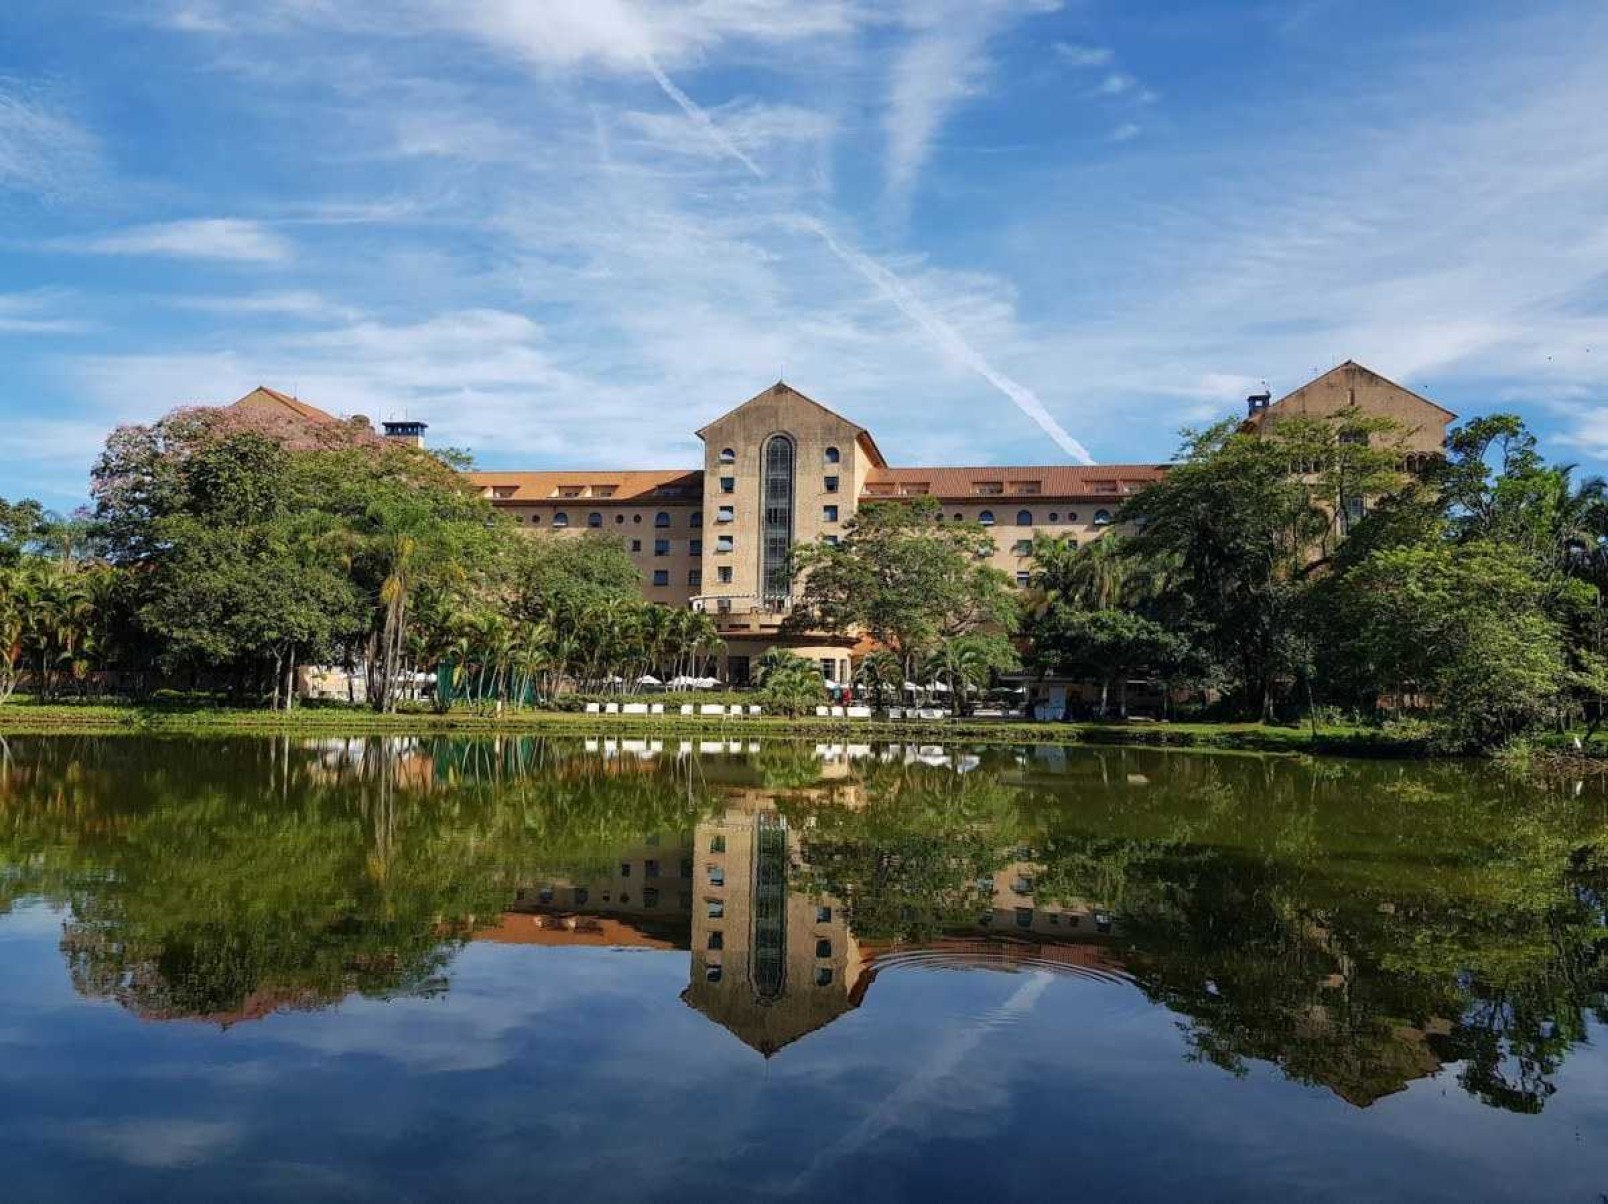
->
640, 54, 1097, 466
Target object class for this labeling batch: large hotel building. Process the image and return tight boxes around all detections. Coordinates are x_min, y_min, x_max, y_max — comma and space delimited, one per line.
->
234, 360, 1453, 685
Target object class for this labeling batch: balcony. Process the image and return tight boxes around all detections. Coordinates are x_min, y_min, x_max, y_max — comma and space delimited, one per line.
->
690, 594, 792, 633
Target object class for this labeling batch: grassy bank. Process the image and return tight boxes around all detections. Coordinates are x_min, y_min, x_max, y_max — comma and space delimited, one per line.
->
0, 699, 1429, 756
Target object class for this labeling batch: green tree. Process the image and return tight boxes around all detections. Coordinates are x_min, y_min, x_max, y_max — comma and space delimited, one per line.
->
756, 649, 828, 717
790, 497, 1018, 679
1121, 422, 1327, 718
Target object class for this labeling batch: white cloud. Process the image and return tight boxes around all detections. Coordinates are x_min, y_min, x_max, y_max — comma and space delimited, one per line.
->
619, 100, 834, 164
1109, 122, 1141, 143
0, 86, 99, 199
883, 1, 1059, 214
1096, 72, 1135, 96
169, 290, 353, 319
60, 218, 291, 262
0, 291, 90, 335
1053, 41, 1113, 68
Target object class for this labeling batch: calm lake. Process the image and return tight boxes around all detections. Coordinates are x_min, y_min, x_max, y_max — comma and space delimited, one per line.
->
2, 735, 1606, 1201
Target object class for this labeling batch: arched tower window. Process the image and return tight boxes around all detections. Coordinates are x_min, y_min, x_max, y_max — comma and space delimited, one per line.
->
760, 434, 796, 602
824, 446, 840, 464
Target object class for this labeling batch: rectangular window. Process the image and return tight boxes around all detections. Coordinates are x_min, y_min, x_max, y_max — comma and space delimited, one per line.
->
620, 863, 631, 878
688, 570, 702, 587
690, 539, 702, 555
720, 477, 735, 494
815, 938, 832, 958
815, 967, 833, 986
573, 887, 589, 905
654, 539, 670, 556
1016, 572, 1031, 587
823, 535, 839, 547
819, 658, 834, 680
710, 834, 726, 853
822, 505, 838, 522
1013, 540, 1033, 556
824, 475, 839, 493
717, 566, 732, 584
630, 539, 641, 552
708, 865, 725, 886
816, 906, 832, 923
717, 506, 734, 522
645, 860, 660, 878
716, 536, 734, 553
708, 931, 724, 951
707, 900, 724, 919
717, 598, 731, 614
652, 570, 669, 586
1015, 907, 1034, 928
643, 887, 660, 909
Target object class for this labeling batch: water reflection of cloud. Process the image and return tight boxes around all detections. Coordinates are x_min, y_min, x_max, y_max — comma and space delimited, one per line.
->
70, 1118, 243, 1168
789, 970, 1052, 1193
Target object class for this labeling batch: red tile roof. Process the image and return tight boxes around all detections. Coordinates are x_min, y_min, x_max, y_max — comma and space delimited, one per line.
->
861, 464, 1167, 500
465, 469, 705, 503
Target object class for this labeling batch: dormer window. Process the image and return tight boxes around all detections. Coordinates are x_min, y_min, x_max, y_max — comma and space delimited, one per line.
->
490, 486, 516, 499
975, 482, 1003, 496
1012, 481, 1041, 495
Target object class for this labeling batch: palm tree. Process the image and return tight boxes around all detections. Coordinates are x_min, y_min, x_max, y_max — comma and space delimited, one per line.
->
854, 648, 902, 710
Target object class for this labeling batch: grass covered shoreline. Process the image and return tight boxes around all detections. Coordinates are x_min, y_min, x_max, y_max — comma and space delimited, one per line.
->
0, 699, 1440, 756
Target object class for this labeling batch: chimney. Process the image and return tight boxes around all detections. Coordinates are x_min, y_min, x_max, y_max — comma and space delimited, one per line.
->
1246, 390, 1272, 417
383, 419, 428, 449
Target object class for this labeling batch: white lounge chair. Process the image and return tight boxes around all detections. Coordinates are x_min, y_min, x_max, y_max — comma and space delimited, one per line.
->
649, 703, 664, 715
604, 702, 620, 715
680, 704, 695, 716
815, 706, 830, 717
584, 703, 601, 714
846, 706, 871, 718
699, 704, 725, 716
747, 705, 763, 716
622, 703, 648, 715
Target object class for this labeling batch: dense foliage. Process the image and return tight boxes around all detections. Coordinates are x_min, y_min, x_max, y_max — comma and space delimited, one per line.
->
1, 406, 724, 712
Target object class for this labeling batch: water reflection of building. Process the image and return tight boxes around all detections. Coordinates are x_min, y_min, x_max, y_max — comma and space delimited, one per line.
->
484, 793, 1120, 1059
681, 801, 865, 1057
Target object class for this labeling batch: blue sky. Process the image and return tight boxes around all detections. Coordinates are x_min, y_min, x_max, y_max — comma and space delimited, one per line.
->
2, 1, 1607, 506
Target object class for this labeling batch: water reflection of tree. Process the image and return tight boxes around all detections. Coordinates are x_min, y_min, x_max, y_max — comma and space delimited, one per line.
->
3, 738, 1607, 1112
0, 736, 718, 1023
1015, 755, 1608, 1111
787, 759, 1025, 943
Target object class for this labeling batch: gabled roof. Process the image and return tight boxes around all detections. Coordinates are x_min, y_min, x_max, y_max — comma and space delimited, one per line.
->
230, 385, 339, 424
464, 468, 704, 503
696, 381, 888, 467
1256, 360, 1458, 424
863, 463, 1167, 501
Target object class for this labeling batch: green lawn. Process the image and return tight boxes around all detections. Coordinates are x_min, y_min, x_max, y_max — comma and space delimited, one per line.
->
0, 698, 1429, 755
